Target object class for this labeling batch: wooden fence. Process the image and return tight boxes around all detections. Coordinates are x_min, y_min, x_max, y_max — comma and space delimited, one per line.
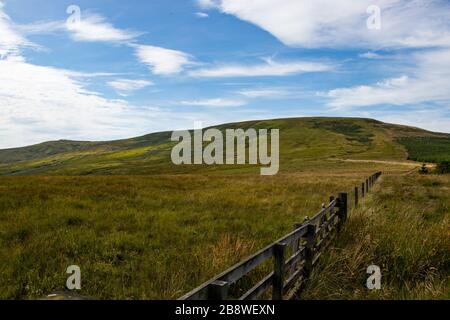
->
179, 171, 382, 300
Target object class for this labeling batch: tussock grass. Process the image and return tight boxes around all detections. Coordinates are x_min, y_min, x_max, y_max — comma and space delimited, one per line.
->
0, 172, 373, 299
301, 173, 450, 300
0, 162, 444, 299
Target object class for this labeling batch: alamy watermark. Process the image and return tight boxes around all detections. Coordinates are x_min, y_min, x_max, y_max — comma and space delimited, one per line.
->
367, 5, 382, 30
66, 265, 81, 290
66, 5, 81, 29
171, 123, 279, 176
366, 265, 381, 290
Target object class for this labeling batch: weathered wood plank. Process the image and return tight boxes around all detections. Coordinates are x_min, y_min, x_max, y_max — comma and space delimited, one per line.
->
284, 265, 305, 293
240, 272, 273, 300
272, 243, 287, 300
284, 246, 305, 273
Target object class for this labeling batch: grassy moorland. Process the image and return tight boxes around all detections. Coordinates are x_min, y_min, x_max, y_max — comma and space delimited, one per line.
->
0, 117, 448, 299
0, 169, 394, 299
1, 117, 447, 176
301, 173, 450, 300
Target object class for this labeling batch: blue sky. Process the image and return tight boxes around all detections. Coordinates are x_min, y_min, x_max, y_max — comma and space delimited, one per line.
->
1, 0, 450, 148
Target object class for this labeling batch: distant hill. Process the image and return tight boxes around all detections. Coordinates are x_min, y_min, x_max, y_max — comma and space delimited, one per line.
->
0, 117, 448, 175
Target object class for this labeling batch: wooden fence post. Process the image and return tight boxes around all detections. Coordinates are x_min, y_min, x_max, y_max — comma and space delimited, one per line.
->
303, 224, 316, 278
272, 242, 287, 300
366, 179, 369, 193
362, 182, 365, 198
337, 192, 348, 227
354, 187, 358, 207
209, 280, 229, 300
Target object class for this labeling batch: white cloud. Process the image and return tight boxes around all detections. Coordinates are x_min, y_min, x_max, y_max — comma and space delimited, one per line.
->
67, 13, 140, 43
18, 12, 140, 44
18, 11, 194, 78
237, 88, 288, 98
107, 79, 153, 96
180, 98, 247, 107
0, 2, 36, 58
0, 55, 264, 148
135, 45, 194, 75
197, 0, 217, 9
359, 52, 382, 59
365, 109, 450, 134
195, 12, 209, 18
200, 0, 450, 49
324, 49, 450, 109
17, 20, 65, 35
0, 57, 158, 148
190, 58, 332, 77
0, 4, 162, 148
0, 4, 252, 148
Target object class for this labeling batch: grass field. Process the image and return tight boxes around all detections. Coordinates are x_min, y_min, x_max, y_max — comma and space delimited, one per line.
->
0, 117, 448, 300
0, 162, 410, 299
301, 173, 450, 300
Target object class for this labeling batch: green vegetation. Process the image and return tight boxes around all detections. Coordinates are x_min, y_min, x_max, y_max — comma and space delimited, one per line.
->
435, 161, 450, 174
312, 120, 375, 143
397, 137, 450, 163
0, 171, 380, 299
0, 117, 448, 300
301, 173, 450, 299
1, 117, 446, 176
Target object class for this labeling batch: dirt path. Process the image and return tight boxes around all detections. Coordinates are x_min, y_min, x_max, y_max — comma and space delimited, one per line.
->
333, 159, 420, 167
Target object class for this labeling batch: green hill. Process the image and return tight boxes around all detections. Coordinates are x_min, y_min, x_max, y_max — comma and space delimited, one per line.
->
0, 117, 448, 176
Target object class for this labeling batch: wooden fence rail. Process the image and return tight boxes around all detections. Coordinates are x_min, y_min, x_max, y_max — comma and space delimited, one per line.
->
179, 171, 382, 300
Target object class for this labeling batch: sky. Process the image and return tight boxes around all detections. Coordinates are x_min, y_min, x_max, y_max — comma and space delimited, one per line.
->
0, 0, 450, 149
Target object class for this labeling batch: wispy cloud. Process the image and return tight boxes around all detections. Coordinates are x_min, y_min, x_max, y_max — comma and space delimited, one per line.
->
0, 2, 36, 58
20, 11, 194, 77
361, 108, 450, 134
237, 88, 289, 98
199, 0, 450, 49
0, 4, 157, 148
195, 12, 209, 18
359, 52, 382, 59
180, 98, 247, 107
135, 45, 194, 75
0, 56, 155, 148
107, 79, 154, 96
17, 20, 65, 35
324, 49, 450, 109
190, 58, 332, 78
21, 9, 195, 77
18, 12, 141, 44
67, 13, 141, 43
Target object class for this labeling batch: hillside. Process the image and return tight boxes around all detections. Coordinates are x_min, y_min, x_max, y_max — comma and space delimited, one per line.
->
0, 117, 448, 300
0, 117, 448, 176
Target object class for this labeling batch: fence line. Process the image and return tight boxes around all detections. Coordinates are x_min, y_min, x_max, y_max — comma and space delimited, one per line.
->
179, 171, 382, 300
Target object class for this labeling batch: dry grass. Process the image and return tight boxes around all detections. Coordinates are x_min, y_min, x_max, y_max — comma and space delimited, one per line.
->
0, 169, 379, 299
300, 173, 450, 300
0, 161, 441, 300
